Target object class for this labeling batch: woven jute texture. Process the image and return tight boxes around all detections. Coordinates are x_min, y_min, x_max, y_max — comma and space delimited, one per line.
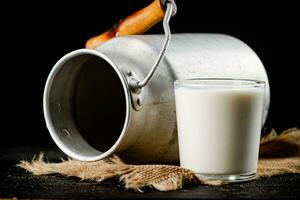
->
18, 128, 300, 192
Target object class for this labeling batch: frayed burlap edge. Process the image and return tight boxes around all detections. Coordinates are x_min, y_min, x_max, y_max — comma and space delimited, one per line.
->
258, 128, 300, 177
18, 154, 201, 192
18, 128, 300, 192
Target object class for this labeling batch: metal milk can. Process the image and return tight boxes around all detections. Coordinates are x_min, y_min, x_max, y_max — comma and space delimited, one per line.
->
43, 1, 270, 163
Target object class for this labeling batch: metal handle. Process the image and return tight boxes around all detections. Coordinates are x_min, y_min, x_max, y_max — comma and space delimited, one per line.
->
129, 0, 177, 92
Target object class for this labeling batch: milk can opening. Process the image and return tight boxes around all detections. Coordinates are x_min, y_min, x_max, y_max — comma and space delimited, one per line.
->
44, 50, 130, 161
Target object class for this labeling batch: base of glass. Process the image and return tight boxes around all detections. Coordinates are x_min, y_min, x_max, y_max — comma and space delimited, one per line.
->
196, 172, 256, 183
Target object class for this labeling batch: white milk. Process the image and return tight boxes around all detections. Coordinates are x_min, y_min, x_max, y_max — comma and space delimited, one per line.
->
174, 80, 265, 176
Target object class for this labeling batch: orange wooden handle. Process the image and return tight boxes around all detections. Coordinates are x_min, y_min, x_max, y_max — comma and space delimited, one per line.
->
85, 0, 165, 49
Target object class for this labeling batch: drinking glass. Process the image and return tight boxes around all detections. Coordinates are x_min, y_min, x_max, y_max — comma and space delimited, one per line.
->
174, 78, 265, 182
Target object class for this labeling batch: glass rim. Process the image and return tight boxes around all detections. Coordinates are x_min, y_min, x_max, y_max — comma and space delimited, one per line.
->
174, 78, 266, 89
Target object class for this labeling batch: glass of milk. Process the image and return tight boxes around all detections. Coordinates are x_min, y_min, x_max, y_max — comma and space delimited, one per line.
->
174, 78, 265, 182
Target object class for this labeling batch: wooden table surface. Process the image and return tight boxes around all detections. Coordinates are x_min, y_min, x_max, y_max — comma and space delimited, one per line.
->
1, 146, 300, 199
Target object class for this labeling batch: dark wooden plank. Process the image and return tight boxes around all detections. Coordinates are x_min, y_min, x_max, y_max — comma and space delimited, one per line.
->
1, 147, 300, 199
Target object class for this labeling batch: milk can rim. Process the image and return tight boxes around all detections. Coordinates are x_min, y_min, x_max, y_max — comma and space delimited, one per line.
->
43, 48, 131, 161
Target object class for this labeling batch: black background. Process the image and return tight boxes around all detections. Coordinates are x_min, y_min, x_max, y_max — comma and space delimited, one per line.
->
1, 0, 299, 147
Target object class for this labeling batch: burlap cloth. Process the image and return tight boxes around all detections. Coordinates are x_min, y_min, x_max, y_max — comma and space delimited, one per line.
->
18, 128, 300, 192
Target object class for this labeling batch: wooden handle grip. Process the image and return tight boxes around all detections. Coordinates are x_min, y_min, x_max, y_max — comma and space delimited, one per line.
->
85, 0, 165, 49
